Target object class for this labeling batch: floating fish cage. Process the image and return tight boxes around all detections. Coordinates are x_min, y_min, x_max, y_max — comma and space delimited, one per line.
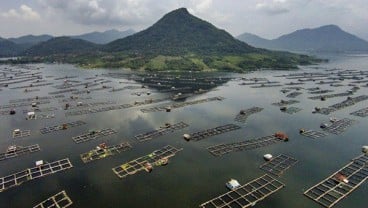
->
112, 145, 182, 179
40, 121, 86, 134
80, 142, 132, 163
0, 158, 73, 192
272, 100, 299, 106
299, 129, 329, 139
321, 118, 356, 135
134, 122, 189, 142
0, 144, 40, 161
350, 107, 368, 117
234, 107, 263, 123
207, 135, 285, 157
304, 154, 368, 208
140, 96, 225, 113
314, 95, 368, 115
33, 190, 73, 208
286, 91, 302, 98
12, 129, 31, 138
72, 128, 117, 144
199, 174, 285, 208
184, 124, 241, 142
259, 154, 298, 176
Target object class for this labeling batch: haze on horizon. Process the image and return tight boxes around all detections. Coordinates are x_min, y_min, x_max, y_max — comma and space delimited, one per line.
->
1, 0, 367, 41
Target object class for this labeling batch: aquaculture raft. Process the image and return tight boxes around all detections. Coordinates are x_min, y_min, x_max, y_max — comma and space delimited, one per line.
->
185, 124, 241, 141
322, 118, 356, 135
12, 130, 31, 138
112, 145, 182, 179
72, 128, 117, 144
350, 107, 368, 117
199, 174, 285, 208
40, 120, 86, 134
272, 100, 299, 106
300, 129, 328, 139
234, 107, 263, 123
33, 190, 73, 208
280, 107, 302, 114
304, 154, 368, 208
0, 144, 40, 161
140, 96, 225, 113
315, 95, 368, 115
0, 158, 73, 192
259, 154, 298, 176
80, 142, 132, 163
208, 135, 284, 157
135, 122, 189, 142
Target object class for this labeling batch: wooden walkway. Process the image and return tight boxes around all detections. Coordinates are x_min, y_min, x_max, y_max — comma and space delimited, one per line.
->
72, 128, 117, 144
134, 122, 189, 142
33, 190, 73, 208
300, 129, 328, 139
186, 124, 241, 142
112, 145, 182, 179
0, 158, 73, 192
234, 107, 263, 123
304, 154, 368, 208
81, 142, 132, 163
260, 154, 298, 176
207, 135, 283, 157
0, 144, 40, 161
40, 121, 86, 134
12, 130, 31, 139
322, 118, 356, 135
199, 174, 285, 208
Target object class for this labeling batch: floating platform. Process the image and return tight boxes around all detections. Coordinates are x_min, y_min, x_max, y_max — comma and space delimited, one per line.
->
280, 107, 302, 114
33, 190, 73, 208
186, 124, 241, 142
140, 97, 225, 113
0, 100, 50, 109
199, 174, 285, 208
72, 128, 117, 144
300, 129, 328, 139
112, 145, 182, 179
0, 144, 40, 161
304, 154, 368, 208
272, 100, 299, 106
350, 107, 368, 117
135, 122, 189, 142
322, 118, 356, 135
40, 121, 86, 134
207, 135, 284, 157
315, 95, 368, 115
80, 142, 132, 163
308, 92, 353, 100
260, 154, 298, 176
234, 107, 263, 123
12, 130, 31, 139
66, 97, 169, 116
0, 158, 73, 192
286, 91, 302, 98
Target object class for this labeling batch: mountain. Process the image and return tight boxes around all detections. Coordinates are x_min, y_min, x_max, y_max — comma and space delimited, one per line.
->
0, 37, 24, 57
14, 8, 321, 71
72, 29, 135, 44
238, 25, 368, 52
24, 37, 98, 56
104, 8, 257, 55
8, 34, 53, 45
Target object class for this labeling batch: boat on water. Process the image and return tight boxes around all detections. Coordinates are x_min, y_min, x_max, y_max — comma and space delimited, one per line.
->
226, 179, 241, 190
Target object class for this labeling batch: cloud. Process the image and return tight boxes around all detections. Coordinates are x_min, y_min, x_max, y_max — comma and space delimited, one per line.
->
1, 4, 40, 21
256, 0, 290, 15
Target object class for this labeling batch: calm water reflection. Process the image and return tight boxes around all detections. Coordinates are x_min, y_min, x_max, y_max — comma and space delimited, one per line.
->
0, 54, 367, 208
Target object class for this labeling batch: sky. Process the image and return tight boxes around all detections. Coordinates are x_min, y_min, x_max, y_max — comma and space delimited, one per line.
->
0, 0, 367, 40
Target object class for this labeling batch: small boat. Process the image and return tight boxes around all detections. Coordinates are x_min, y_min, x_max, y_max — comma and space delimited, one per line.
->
263, 154, 273, 161
226, 179, 241, 190
144, 162, 153, 172
333, 173, 349, 184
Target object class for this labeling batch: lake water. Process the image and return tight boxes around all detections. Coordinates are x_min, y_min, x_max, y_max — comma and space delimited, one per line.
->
0, 54, 367, 208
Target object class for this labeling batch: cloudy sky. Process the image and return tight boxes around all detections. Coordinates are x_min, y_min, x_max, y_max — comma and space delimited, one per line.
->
1, 0, 367, 40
